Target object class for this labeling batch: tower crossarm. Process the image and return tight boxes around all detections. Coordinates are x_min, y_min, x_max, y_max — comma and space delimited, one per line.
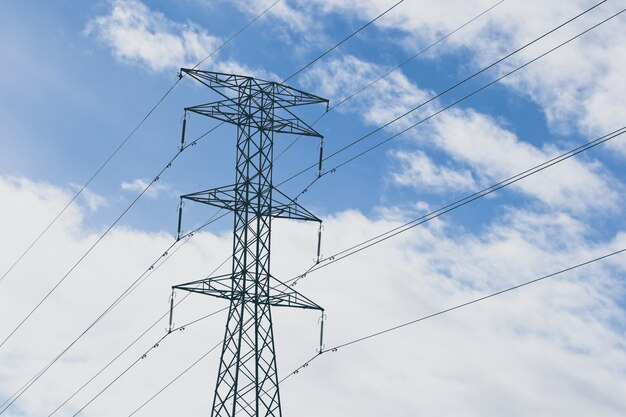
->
186, 100, 323, 137
173, 274, 322, 311
269, 107, 323, 137
271, 188, 321, 222
181, 68, 329, 109
180, 69, 251, 99
181, 184, 238, 212
186, 99, 241, 126
181, 185, 321, 222
271, 82, 328, 108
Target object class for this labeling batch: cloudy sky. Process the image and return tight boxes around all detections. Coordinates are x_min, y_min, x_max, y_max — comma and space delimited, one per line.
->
1, 0, 626, 416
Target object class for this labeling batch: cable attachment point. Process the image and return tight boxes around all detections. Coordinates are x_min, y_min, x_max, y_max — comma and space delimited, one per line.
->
317, 312, 326, 353
167, 288, 176, 334
176, 199, 184, 240
290, 273, 306, 287
317, 138, 325, 178
315, 223, 324, 264
180, 111, 187, 151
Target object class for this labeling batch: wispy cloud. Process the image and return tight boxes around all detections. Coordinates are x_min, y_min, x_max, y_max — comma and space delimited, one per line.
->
85, 0, 221, 72
2, 175, 626, 416
390, 149, 478, 192
120, 178, 169, 198
302, 54, 621, 213
299, 0, 626, 154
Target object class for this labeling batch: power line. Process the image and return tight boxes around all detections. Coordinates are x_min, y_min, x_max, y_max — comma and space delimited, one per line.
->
0, 144, 210, 350
71, 309, 228, 417
275, 0, 505, 161
40, 20, 626, 413
127, 341, 223, 417
5, 1, 619, 413
0, 117, 225, 351
0, 211, 228, 415
47, 253, 233, 416
0, 81, 177, 287
282, 0, 407, 83
278, 248, 626, 389
40, 0, 504, 411
276, 0, 613, 188
0, 1, 424, 410
97, 125, 626, 413
288, 126, 626, 283
280, 7, 626, 218
324, 248, 626, 352
0, 1, 280, 287
0, 0, 414, 354
87, 248, 626, 415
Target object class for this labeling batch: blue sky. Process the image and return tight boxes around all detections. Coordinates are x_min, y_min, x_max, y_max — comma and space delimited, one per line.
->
1, 1, 626, 416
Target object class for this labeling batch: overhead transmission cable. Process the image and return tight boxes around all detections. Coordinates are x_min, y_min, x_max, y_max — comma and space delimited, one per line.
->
70, 310, 231, 417
124, 246, 626, 414
5, 1, 618, 412
45, 3, 506, 410
282, 0, 406, 83
0, 1, 419, 411
0, 0, 277, 353
0, 0, 413, 352
292, 247, 626, 373
276, 0, 614, 189
0, 135, 226, 351
47, 253, 233, 416
0, 210, 229, 415
127, 340, 224, 416
276, 0, 506, 161
0, 0, 281, 287
40, 5, 511, 412
49, 5, 626, 412
288, 126, 626, 286
71, 123, 626, 415
34, 3, 623, 412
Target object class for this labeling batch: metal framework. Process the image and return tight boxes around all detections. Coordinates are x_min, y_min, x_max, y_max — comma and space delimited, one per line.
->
173, 69, 327, 417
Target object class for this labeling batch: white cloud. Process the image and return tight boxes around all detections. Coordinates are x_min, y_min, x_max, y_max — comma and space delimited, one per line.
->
1, 173, 625, 416
120, 178, 169, 198
67, 184, 108, 212
430, 109, 622, 213
295, 0, 626, 154
85, 0, 278, 79
228, 0, 330, 55
302, 54, 435, 127
85, 0, 222, 72
390, 149, 478, 192
302, 54, 622, 213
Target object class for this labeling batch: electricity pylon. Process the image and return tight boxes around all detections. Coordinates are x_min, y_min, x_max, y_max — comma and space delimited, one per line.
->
173, 69, 327, 417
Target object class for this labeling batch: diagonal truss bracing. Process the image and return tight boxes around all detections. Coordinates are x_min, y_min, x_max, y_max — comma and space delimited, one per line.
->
173, 68, 327, 417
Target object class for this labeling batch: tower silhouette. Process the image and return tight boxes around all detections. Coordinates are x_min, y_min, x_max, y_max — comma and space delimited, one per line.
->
173, 69, 327, 417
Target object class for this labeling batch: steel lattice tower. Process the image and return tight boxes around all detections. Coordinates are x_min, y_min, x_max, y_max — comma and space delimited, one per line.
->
173, 69, 327, 417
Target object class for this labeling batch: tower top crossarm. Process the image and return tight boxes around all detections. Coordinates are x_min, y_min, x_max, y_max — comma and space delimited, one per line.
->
180, 68, 329, 108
